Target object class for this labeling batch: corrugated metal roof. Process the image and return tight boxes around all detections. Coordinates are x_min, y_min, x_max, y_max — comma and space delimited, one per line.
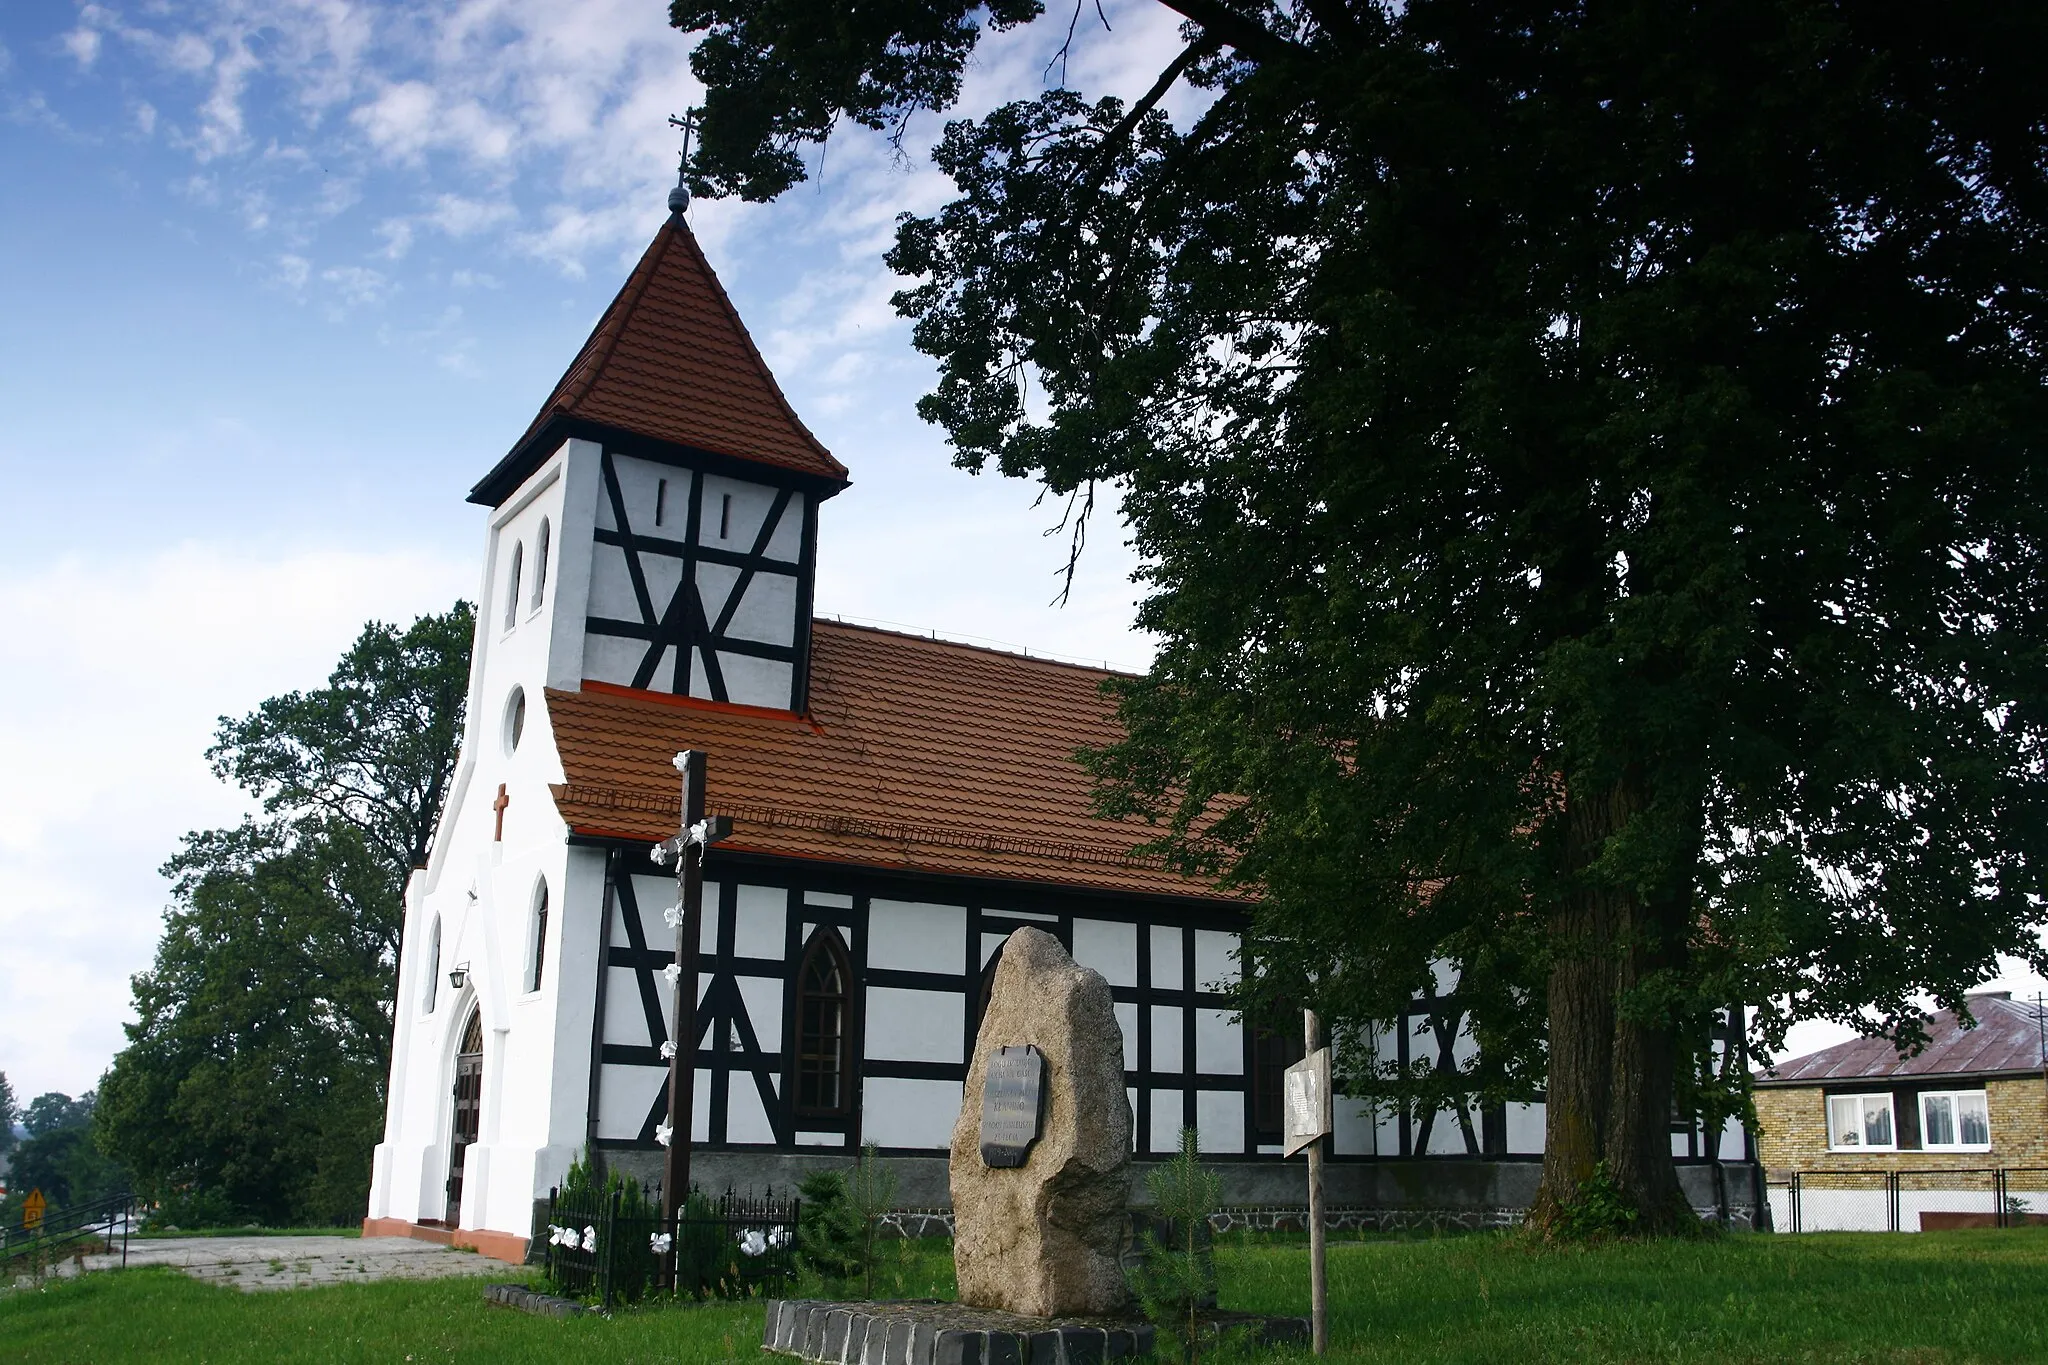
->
1759, 994, 2048, 1085
546, 620, 1242, 903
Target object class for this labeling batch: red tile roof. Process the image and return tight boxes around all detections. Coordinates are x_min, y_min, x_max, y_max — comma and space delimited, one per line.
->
472, 213, 848, 504
1759, 994, 2048, 1085
546, 621, 1238, 903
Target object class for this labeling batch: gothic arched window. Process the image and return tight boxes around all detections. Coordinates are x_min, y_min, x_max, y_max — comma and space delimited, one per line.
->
504, 541, 524, 631
424, 915, 442, 1014
527, 879, 549, 993
794, 929, 852, 1116
531, 518, 551, 609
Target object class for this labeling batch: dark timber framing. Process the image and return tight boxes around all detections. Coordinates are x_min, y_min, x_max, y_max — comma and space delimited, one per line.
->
585, 448, 816, 708
575, 843, 1755, 1166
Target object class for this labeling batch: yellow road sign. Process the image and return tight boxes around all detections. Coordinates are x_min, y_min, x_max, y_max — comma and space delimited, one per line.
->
22, 1188, 46, 1233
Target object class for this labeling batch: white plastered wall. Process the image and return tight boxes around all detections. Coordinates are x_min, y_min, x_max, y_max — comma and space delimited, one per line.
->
368, 441, 610, 1236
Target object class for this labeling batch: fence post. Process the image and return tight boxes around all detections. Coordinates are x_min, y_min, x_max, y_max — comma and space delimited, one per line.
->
1792, 1173, 1803, 1234
600, 1185, 620, 1310
1996, 1169, 2008, 1229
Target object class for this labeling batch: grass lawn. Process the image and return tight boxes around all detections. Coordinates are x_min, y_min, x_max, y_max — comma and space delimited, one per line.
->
6, 1229, 2048, 1363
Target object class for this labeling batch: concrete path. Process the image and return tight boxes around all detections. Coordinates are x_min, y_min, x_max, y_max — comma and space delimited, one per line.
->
61, 1235, 516, 1292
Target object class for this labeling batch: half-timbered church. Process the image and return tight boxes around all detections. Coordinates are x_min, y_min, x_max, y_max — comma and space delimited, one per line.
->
365, 193, 1754, 1258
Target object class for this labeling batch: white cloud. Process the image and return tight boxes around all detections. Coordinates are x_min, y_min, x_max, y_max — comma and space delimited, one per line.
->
134, 100, 157, 135
425, 192, 515, 237
62, 25, 103, 69
0, 543, 471, 1099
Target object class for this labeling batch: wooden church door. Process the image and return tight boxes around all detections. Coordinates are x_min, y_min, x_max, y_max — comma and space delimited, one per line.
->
444, 1009, 484, 1226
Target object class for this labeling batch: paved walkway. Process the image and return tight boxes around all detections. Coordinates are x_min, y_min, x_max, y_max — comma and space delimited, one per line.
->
62, 1235, 516, 1292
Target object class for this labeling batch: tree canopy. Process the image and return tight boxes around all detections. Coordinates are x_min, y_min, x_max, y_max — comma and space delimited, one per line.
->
672, 0, 2048, 1228
97, 605, 472, 1227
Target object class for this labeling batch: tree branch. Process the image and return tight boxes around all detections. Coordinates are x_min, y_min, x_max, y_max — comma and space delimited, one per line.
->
1153, 0, 1304, 66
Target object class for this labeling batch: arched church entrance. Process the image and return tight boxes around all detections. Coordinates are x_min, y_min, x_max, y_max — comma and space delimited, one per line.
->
444, 1008, 484, 1227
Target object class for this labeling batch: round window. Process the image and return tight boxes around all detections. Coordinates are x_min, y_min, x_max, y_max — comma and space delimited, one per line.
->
503, 686, 527, 756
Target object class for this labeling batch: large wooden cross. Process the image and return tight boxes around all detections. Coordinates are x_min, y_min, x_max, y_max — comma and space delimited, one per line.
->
651, 749, 730, 1262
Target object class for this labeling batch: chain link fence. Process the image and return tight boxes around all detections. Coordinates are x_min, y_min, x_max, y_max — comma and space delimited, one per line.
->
1767, 1168, 2047, 1232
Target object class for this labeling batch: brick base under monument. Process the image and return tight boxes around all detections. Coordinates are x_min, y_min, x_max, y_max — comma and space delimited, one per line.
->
360, 1217, 529, 1265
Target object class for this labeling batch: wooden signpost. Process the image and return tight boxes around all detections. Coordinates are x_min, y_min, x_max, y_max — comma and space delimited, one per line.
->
1283, 1013, 1333, 1356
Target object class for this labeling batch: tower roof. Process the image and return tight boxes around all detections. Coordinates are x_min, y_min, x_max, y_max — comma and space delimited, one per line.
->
470, 214, 849, 506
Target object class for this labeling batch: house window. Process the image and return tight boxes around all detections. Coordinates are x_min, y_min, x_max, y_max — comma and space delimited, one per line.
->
1827, 1092, 1896, 1151
503, 541, 524, 631
794, 929, 852, 1115
720, 493, 732, 539
1920, 1090, 1991, 1150
531, 518, 551, 610
656, 478, 668, 527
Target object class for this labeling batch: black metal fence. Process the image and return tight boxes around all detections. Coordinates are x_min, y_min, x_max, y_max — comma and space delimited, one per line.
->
1766, 1168, 2048, 1233
1, 1191, 134, 1272
541, 1185, 799, 1308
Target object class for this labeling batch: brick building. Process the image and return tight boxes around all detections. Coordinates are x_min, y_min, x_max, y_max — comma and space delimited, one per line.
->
1756, 992, 2048, 1172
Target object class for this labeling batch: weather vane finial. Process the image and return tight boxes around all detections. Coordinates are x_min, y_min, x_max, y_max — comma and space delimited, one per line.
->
666, 112, 698, 215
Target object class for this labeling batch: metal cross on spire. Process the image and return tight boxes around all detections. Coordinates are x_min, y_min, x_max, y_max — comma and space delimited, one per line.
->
648, 748, 729, 1281
666, 111, 699, 215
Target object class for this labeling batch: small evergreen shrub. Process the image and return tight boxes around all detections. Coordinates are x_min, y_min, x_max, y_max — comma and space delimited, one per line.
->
1128, 1127, 1223, 1364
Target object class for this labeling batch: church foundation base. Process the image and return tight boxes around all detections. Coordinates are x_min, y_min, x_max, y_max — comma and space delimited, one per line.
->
362, 1217, 529, 1265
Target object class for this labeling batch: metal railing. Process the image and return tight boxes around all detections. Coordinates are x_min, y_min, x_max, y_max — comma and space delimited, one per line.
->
1, 1191, 134, 1272
540, 1185, 799, 1309
1767, 1168, 2048, 1233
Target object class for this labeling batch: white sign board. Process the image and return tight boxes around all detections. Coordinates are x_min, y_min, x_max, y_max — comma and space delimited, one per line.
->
1282, 1047, 1333, 1158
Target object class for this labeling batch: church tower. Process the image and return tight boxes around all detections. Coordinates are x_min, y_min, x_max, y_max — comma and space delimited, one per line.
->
365, 199, 850, 1252
469, 213, 849, 711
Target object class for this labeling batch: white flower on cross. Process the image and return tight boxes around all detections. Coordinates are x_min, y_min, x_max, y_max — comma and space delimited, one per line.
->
767, 1226, 792, 1250
663, 962, 682, 986
660, 1040, 677, 1061
655, 1120, 673, 1148
650, 1232, 673, 1255
649, 842, 671, 867
663, 902, 685, 928
736, 1228, 768, 1258
581, 1226, 598, 1253
672, 751, 692, 772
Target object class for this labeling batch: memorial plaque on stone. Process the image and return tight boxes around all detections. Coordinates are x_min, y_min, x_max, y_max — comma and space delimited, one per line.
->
978, 1045, 1046, 1168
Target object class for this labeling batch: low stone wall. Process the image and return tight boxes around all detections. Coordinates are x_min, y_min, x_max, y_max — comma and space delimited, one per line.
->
591, 1154, 1763, 1235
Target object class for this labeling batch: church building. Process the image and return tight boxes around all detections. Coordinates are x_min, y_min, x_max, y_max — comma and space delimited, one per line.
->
364, 195, 1751, 1260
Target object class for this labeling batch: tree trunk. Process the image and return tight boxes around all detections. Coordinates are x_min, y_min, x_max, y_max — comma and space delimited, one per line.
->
1526, 773, 1695, 1235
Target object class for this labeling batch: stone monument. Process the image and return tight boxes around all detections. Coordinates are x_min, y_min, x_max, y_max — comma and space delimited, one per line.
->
950, 926, 1132, 1317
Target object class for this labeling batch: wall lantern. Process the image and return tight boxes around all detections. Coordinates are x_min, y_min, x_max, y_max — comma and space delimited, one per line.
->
448, 962, 471, 990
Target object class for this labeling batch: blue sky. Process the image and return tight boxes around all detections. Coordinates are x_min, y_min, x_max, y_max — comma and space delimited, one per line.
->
2, 0, 2037, 1106
0, 0, 1192, 1099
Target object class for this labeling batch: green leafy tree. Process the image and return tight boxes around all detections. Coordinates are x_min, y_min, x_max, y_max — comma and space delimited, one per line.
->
5, 1092, 126, 1215
97, 605, 473, 1226
0, 1073, 20, 1158
671, 1, 2048, 1231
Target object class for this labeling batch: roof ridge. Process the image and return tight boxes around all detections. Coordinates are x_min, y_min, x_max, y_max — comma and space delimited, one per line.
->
666, 220, 837, 472
811, 616, 1140, 679
555, 222, 671, 414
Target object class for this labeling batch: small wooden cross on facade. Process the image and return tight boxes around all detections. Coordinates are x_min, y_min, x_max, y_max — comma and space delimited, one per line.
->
648, 748, 730, 1279
492, 783, 510, 841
